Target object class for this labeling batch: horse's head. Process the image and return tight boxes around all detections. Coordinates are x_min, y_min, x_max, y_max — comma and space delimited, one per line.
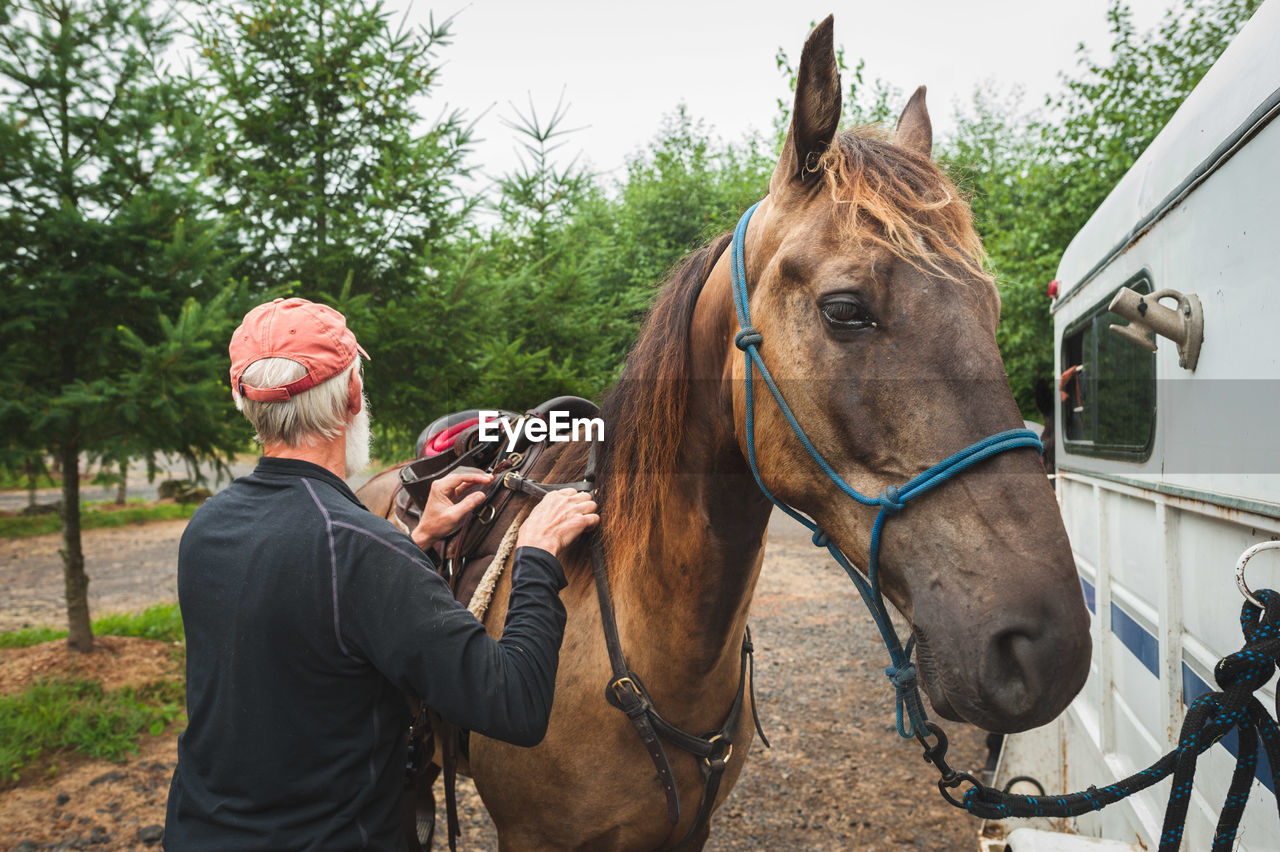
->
734, 17, 1090, 733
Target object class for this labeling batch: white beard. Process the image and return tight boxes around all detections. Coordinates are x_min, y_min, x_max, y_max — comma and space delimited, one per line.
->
345, 393, 372, 477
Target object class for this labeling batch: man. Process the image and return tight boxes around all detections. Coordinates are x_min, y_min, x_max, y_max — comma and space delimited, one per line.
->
165, 297, 597, 849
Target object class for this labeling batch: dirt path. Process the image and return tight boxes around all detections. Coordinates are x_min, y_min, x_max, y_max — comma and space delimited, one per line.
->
0, 460, 378, 633
0, 511, 987, 850
0, 523, 188, 634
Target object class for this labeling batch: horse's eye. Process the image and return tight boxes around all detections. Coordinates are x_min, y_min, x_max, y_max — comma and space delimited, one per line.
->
820, 296, 877, 331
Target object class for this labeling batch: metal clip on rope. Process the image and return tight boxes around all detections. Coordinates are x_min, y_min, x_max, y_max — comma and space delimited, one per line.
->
1236, 540, 1280, 609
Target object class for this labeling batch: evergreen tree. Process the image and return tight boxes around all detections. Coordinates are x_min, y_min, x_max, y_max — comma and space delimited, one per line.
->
0, 0, 247, 651
195, 0, 477, 454
944, 0, 1262, 414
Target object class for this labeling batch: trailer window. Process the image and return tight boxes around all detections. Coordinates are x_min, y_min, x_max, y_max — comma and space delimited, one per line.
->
1060, 276, 1156, 459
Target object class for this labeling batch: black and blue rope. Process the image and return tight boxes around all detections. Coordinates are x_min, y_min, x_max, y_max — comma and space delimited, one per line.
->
959, 589, 1280, 851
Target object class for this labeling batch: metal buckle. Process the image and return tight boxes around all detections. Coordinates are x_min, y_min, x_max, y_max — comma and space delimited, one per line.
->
937, 770, 982, 809
503, 471, 522, 491
506, 452, 524, 467
477, 504, 496, 524
611, 676, 637, 699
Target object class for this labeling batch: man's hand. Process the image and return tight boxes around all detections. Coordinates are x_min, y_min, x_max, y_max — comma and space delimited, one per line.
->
411, 470, 493, 551
516, 488, 599, 558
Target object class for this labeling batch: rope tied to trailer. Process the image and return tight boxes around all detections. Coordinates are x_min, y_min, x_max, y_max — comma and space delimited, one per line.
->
929, 588, 1280, 852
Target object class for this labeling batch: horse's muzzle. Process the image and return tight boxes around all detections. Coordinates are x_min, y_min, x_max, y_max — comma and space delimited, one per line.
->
916, 596, 1092, 734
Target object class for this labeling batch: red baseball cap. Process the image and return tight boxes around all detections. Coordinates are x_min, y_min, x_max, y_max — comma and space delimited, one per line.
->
230, 298, 370, 403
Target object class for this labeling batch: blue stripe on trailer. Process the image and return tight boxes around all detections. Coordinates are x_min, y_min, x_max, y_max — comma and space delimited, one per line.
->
1080, 575, 1096, 614
1182, 663, 1275, 794
1110, 601, 1159, 676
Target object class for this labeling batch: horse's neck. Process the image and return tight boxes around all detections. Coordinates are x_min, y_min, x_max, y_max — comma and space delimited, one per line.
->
614, 261, 773, 685
617, 440, 771, 679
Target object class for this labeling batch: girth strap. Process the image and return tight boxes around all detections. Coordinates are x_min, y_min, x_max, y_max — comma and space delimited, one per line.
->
442, 726, 461, 852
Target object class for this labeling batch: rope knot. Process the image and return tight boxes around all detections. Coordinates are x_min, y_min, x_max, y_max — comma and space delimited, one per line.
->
879, 485, 904, 515
1216, 588, 1280, 692
885, 662, 917, 692
811, 529, 831, 548
734, 328, 763, 350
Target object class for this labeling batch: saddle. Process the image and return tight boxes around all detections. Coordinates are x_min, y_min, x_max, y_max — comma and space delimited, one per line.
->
398, 396, 599, 852
392, 395, 599, 607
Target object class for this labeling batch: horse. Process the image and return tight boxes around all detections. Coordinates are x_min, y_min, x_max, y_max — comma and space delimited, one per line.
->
358, 16, 1092, 850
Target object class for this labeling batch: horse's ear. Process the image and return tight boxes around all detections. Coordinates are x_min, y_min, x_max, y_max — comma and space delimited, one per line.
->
347, 368, 362, 416
894, 85, 932, 158
771, 16, 842, 191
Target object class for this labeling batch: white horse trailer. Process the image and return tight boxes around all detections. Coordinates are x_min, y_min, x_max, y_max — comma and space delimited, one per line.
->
989, 2, 1280, 850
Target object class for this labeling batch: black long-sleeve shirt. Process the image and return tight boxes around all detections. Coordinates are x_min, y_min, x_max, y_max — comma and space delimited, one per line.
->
164, 456, 567, 850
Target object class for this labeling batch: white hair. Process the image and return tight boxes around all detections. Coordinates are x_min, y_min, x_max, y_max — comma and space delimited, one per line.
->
234, 357, 360, 447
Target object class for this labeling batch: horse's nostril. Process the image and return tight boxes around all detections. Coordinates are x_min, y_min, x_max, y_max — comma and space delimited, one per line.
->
982, 627, 1040, 717
979, 617, 1090, 731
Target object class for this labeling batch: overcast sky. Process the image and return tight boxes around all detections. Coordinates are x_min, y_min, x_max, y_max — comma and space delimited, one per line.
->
384, 0, 1173, 187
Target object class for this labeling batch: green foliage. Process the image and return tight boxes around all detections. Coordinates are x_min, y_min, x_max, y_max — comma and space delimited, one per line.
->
195, 0, 472, 299
941, 0, 1261, 415
0, 0, 248, 469
0, 604, 187, 784
455, 103, 774, 419
0, 0, 1261, 481
0, 626, 63, 649
0, 603, 185, 648
90, 603, 185, 643
0, 679, 185, 783
609, 108, 772, 292
0, 470, 57, 490
0, 0, 251, 644
194, 0, 480, 457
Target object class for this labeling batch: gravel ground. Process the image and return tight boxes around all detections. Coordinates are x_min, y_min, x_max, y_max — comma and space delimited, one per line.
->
0, 459, 375, 632
0, 521, 189, 633
0, 506, 988, 850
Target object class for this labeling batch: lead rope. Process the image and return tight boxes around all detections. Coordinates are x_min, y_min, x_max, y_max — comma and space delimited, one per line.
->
957, 590, 1280, 851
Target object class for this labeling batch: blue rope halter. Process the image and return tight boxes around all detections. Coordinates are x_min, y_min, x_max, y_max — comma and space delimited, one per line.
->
729, 200, 1044, 738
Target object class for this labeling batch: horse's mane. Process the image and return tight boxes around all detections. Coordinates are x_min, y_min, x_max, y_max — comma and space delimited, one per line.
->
595, 233, 733, 562
594, 128, 987, 563
819, 127, 989, 281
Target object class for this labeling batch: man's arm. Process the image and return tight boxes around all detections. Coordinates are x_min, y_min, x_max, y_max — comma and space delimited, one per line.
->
341, 487, 597, 746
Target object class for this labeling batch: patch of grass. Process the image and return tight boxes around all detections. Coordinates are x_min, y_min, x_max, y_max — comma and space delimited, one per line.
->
0, 471, 59, 490
93, 603, 184, 643
0, 627, 66, 649
0, 603, 185, 649
0, 501, 197, 538
0, 678, 185, 784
